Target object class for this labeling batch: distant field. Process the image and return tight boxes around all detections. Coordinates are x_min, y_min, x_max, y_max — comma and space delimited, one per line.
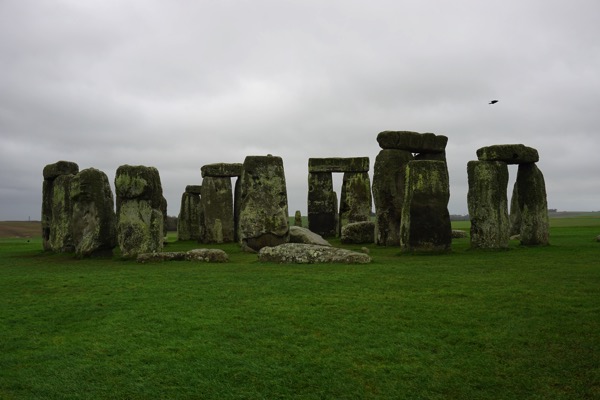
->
0, 221, 41, 238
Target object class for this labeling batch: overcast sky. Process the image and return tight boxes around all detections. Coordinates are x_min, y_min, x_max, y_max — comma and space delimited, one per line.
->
1, 0, 599, 221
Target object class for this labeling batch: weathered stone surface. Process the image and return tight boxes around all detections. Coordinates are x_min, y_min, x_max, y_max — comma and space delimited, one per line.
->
595, 235, 600, 243
238, 155, 289, 251
200, 176, 235, 243
341, 221, 375, 244
509, 182, 521, 236
476, 144, 539, 164
185, 185, 202, 195
258, 243, 371, 264
48, 174, 76, 252
400, 160, 451, 253
372, 149, 413, 246
42, 161, 79, 251
70, 168, 117, 257
117, 200, 164, 258
177, 192, 201, 241
201, 163, 243, 178
452, 229, 468, 238
43, 161, 79, 180
136, 248, 229, 263
294, 210, 302, 227
289, 226, 331, 246
308, 157, 369, 173
339, 172, 372, 236
377, 131, 448, 152
307, 172, 338, 237
115, 165, 164, 258
114, 165, 163, 206
514, 163, 549, 245
467, 161, 510, 249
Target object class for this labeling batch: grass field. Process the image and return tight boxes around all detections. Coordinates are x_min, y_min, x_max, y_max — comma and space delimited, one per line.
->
0, 218, 599, 399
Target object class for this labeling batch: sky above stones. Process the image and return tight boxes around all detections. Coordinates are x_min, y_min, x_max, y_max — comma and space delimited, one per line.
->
1, 0, 599, 220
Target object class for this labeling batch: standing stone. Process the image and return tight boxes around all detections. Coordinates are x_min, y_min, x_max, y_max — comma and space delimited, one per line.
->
200, 176, 235, 243
514, 163, 549, 245
294, 210, 302, 227
70, 168, 117, 257
509, 183, 521, 236
372, 149, 413, 246
238, 155, 289, 251
49, 174, 77, 252
399, 160, 451, 253
339, 171, 372, 236
42, 161, 79, 251
115, 165, 164, 258
307, 172, 338, 237
177, 189, 201, 241
467, 161, 510, 249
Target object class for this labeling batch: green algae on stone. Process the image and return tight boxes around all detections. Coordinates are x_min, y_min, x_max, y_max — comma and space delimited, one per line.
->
308, 157, 369, 173
476, 144, 539, 164
49, 174, 76, 252
201, 163, 243, 178
70, 168, 117, 257
515, 163, 550, 245
376, 131, 448, 152
339, 171, 372, 237
372, 149, 413, 246
200, 176, 235, 243
467, 161, 510, 249
399, 160, 451, 253
177, 191, 201, 241
307, 172, 338, 237
238, 155, 289, 251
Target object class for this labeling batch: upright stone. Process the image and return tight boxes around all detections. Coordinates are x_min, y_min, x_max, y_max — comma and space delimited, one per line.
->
339, 171, 372, 236
49, 174, 77, 252
42, 161, 79, 251
399, 160, 451, 253
177, 190, 201, 241
307, 172, 338, 237
238, 155, 289, 251
294, 210, 302, 227
115, 165, 164, 258
509, 183, 521, 236
200, 176, 235, 243
372, 149, 413, 246
515, 163, 549, 245
70, 168, 117, 257
467, 161, 510, 249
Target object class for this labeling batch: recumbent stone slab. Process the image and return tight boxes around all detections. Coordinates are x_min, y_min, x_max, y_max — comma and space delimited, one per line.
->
201, 163, 243, 178
376, 131, 448, 153
476, 144, 539, 164
308, 157, 369, 173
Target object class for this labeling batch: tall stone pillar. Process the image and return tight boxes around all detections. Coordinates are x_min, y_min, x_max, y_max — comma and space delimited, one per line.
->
515, 163, 549, 245
372, 149, 413, 246
177, 185, 202, 241
238, 155, 289, 251
467, 161, 510, 249
307, 172, 337, 237
339, 171, 372, 236
399, 160, 451, 253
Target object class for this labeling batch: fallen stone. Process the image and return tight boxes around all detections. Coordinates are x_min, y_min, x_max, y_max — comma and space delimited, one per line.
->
476, 144, 539, 164
376, 131, 448, 152
289, 226, 331, 246
308, 157, 369, 173
341, 221, 375, 244
201, 163, 243, 178
258, 243, 371, 264
595, 235, 600, 242
136, 248, 228, 263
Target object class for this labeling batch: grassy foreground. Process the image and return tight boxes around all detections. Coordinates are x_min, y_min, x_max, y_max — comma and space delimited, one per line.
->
0, 219, 599, 399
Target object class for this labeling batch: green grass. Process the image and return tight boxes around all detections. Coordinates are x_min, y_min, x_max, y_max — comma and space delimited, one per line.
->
1, 219, 599, 399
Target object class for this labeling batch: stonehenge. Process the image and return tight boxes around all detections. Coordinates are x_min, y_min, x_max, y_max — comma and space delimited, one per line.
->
467, 144, 549, 248
41, 135, 552, 261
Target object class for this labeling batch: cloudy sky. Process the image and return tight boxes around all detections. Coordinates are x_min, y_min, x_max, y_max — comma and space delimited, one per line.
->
1, 0, 599, 221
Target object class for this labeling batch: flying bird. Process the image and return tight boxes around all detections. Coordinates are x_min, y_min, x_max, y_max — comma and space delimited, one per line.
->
489, 100, 499, 104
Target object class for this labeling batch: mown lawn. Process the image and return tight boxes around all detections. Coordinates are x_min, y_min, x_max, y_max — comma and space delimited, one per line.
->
0, 220, 599, 399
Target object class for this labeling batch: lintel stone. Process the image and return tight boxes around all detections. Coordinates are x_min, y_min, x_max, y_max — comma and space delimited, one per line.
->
476, 144, 539, 164
185, 185, 202, 194
308, 157, 369, 173
376, 131, 448, 152
201, 163, 243, 178
43, 161, 79, 180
